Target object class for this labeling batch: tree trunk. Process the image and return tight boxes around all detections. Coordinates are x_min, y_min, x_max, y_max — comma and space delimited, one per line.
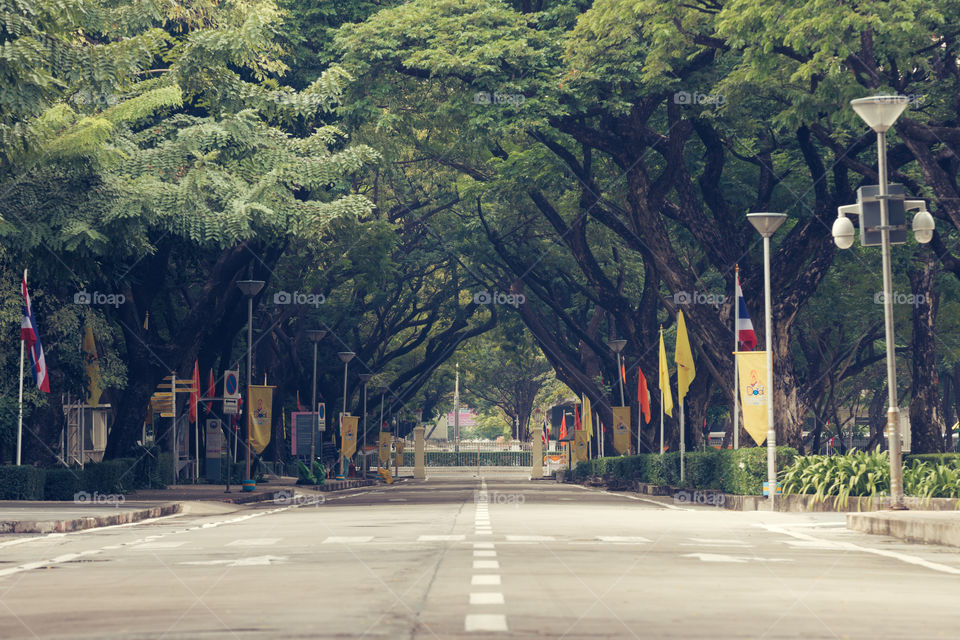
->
908, 247, 944, 453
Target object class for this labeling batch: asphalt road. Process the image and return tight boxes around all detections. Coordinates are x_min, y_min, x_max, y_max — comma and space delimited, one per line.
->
1, 473, 959, 639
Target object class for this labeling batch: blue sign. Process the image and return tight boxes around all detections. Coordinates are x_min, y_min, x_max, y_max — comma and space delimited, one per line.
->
224, 370, 239, 397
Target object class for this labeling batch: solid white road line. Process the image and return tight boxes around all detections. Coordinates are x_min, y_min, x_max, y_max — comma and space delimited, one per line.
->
596, 536, 650, 543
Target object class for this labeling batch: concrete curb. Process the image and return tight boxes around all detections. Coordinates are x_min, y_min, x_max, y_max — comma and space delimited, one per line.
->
847, 512, 960, 547
0, 502, 184, 534
569, 478, 960, 513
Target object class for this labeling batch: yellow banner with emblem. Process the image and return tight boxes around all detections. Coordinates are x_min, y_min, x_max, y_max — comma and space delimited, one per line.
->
340, 415, 358, 459
247, 385, 275, 454
378, 432, 391, 466
395, 439, 405, 466
574, 428, 589, 462
612, 406, 630, 455
736, 351, 769, 445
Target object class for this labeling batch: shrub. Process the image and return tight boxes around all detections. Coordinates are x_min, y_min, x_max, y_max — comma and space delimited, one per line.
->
157, 452, 174, 488
82, 459, 131, 494
781, 449, 889, 508
0, 465, 46, 499
905, 453, 960, 466
44, 468, 82, 501
685, 450, 722, 489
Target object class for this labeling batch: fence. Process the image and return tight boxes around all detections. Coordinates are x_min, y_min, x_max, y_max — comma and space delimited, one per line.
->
423, 441, 531, 467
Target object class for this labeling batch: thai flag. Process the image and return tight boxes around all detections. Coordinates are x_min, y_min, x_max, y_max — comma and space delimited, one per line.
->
21, 272, 50, 393
542, 414, 549, 448
736, 272, 757, 351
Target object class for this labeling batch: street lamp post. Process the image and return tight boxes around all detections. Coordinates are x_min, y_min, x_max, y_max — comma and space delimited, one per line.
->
358, 373, 374, 479
306, 330, 327, 465
747, 213, 787, 511
833, 95, 935, 510
608, 339, 627, 451
337, 352, 355, 479
236, 280, 265, 490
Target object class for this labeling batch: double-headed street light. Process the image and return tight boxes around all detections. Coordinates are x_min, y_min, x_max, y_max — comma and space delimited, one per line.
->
832, 95, 934, 510
358, 373, 374, 479
306, 330, 327, 464
337, 352, 355, 479
236, 280, 265, 490
747, 213, 787, 510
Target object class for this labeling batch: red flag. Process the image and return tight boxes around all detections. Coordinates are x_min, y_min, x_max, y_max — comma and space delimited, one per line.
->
621, 361, 626, 385
559, 414, 568, 440
20, 272, 49, 393
206, 368, 215, 413
188, 359, 199, 423
574, 406, 582, 431
638, 366, 651, 424
296, 390, 304, 412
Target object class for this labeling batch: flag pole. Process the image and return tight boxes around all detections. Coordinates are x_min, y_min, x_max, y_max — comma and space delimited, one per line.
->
734, 265, 740, 451
659, 325, 664, 456
680, 397, 685, 483
17, 338, 24, 466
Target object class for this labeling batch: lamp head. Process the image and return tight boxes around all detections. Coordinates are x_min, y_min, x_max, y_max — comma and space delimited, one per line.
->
607, 339, 627, 354
912, 209, 934, 244
747, 212, 787, 238
236, 280, 265, 297
358, 373, 374, 383
850, 95, 909, 133
337, 351, 356, 364
832, 215, 856, 249
306, 329, 327, 343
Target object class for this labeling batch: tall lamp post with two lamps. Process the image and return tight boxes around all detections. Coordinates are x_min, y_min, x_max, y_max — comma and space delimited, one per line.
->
832, 95, 934, 510
358, 373, 374, 479
306, 330, 327, 465
337, 352, 355, 479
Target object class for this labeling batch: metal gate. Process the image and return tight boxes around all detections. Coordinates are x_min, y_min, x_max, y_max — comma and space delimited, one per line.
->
422, 441, 531, 467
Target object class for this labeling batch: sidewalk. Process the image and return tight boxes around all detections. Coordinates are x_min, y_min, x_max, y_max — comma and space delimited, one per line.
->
0, 476, 378, 535
847, 511, 960, 548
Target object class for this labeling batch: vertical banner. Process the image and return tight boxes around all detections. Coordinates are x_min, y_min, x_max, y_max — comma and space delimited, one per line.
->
612, 406, 631, 455
341, 415, 358, 459
736, 351, 769, 445
247, 385, 275, 454
396, 439, 405, 466
378, 431, 391, 466
574, 428, 589, 462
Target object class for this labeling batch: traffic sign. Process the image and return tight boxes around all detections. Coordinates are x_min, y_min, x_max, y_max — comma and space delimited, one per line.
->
223, 370, 240, 399
317, 403, 326, 430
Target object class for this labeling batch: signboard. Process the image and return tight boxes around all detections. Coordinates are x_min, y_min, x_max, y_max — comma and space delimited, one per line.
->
317, 402, 326, 430
223, 369, 240, 414
291, 412, 324, 457
205, 419, 222, 482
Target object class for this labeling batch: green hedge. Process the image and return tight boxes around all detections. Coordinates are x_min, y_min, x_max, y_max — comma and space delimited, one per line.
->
0, 465, 46, 499
572, 447, 799, 495
43, 468, 82, 501
905, 453, 960, 466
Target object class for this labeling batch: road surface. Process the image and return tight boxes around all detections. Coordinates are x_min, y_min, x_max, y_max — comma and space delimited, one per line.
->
1, 474, 958, 638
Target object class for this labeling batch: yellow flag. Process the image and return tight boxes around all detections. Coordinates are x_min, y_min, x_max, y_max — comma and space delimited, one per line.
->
247, 385, 275, 454
658, 328, 674, 417
675, 310, 696, 401
582, 394, 593, 438
83, 321, 103, 406
737, 351, 769, 445
612, 406, 630, 454
396, 439, 405, 466
340, 415, 358, 458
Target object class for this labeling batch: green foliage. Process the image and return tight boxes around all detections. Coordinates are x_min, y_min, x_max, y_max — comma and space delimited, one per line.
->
81, 459, 131, 494
295, 459, 327, 485
781, 449, 890, 509
0, 465, 46, 499
43, 468, 82, 501
574, 447, 798, 495
903, 458, 960, 502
